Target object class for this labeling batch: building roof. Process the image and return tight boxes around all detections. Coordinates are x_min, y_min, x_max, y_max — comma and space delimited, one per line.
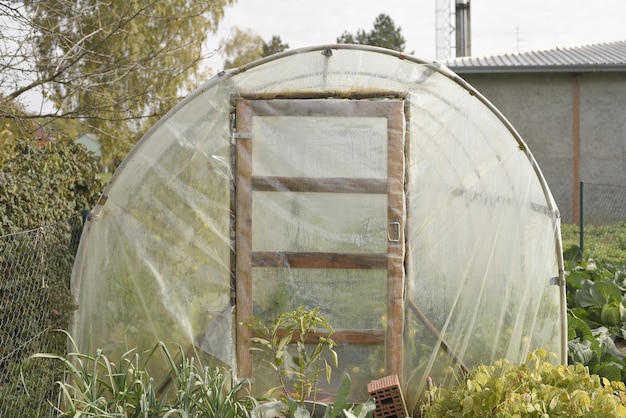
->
441, 40, 626, 74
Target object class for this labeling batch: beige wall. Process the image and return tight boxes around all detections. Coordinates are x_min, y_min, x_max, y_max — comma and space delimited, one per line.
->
456, 71, 626, 223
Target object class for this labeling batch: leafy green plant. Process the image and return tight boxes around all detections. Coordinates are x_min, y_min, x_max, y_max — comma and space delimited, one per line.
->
325, 375, 375, 418
253, 374, 375, 418
30, 333, 256, 417
572, 281, 625, 331
422, 349, 626, 417
244, 307, 338, 414
568, 321, 626, 384
564, 244, 626, 386
565, 253, 626, 302
244, 307, 375, 418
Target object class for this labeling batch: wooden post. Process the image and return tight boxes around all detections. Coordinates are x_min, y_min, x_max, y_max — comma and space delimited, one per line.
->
386, 102, 405, 376
235, 100, 254, 378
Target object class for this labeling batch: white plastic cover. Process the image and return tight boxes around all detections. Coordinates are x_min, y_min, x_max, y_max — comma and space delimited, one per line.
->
71, 45, 565, 414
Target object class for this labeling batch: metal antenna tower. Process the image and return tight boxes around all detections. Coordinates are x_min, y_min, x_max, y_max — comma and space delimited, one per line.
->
435, 0, 453, 59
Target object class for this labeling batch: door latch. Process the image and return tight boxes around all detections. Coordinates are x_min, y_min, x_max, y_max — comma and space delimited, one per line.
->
388, 220, 401, 242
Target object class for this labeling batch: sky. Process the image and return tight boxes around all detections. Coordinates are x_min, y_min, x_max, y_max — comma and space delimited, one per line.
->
204, 0, 626, 70
19, 0, 626, 112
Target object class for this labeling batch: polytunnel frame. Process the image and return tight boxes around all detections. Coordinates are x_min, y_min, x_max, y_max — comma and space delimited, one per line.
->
80, 43, 568, 383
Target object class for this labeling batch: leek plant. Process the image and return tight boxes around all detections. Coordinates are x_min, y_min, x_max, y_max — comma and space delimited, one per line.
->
30, 332, 256, 417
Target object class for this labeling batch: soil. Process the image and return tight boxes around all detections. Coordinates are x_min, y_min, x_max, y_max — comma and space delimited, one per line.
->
615, 339, 626, 356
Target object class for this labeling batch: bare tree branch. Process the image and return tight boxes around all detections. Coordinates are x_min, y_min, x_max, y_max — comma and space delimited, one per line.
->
1, 0, 234, 164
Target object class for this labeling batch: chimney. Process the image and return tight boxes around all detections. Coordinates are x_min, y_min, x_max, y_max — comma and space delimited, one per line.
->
455, 0, 471, 57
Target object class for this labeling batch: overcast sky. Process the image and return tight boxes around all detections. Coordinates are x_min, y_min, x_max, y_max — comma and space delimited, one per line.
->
205, 0, 626, 70
20, 0, 626, 111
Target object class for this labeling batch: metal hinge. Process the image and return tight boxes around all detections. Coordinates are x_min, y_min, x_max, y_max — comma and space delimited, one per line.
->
233, 132, 252, 139
549, 276, 565, 286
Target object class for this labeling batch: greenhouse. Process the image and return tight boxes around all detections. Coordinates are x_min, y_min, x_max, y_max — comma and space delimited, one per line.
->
71, 44, 566, 414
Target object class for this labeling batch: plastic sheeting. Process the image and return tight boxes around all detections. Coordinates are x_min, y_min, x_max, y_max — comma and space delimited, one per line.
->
71, 45, 565, 414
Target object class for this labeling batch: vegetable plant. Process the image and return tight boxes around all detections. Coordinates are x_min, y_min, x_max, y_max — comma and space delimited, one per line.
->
244, 306, 375, 418
243, 307, 337, 414
422, 349, 626, 417
30, 332, 256, 417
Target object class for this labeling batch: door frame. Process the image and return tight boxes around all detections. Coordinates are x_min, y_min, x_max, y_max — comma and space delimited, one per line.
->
233, 98, 406, 378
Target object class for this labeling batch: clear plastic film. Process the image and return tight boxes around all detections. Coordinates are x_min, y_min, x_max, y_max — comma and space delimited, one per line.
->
71, 45, 565, 414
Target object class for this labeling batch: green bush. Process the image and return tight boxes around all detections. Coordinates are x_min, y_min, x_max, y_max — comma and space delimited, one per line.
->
0, 137, 102, 234
0, 136, 103, 415
422, 349, 626, 417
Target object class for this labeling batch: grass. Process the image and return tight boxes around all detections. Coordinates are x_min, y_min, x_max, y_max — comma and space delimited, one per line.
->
561, 222, 626, 267
97, 171, 112, 185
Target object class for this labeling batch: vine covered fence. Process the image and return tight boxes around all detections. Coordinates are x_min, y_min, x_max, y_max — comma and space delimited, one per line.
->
0, 215, 83, 417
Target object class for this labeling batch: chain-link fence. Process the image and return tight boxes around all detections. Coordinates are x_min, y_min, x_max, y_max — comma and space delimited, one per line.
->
579, 181, 626, 259
0, 215, 83, 417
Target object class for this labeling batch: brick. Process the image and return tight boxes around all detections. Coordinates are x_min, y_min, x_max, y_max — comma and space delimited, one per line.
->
367, 375, 408, 418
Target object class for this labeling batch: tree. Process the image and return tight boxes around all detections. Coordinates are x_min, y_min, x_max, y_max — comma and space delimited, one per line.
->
336, 13, 406, 52
221, 27, 264, 69
0, 0, 236, 166
262, 35, 290, 57
221, 28, 289, 69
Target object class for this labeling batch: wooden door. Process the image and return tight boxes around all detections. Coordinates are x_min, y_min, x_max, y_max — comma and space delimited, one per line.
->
234, 98, 405, 381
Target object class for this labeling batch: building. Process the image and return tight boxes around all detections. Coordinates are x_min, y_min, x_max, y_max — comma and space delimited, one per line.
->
76, 132, 109, 173
442, 40, 626, 223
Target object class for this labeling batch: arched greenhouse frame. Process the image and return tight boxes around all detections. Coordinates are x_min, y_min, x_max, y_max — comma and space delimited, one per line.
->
71, 44, 567, 414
